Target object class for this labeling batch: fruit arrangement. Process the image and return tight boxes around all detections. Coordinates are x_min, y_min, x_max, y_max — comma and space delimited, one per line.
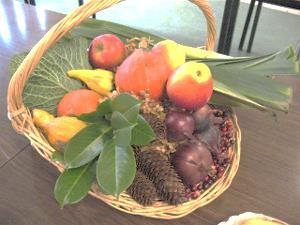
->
24, 33, 238, 207
9, 14, 298, 216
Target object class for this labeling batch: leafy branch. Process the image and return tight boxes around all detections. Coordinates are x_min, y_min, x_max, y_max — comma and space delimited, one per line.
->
54, 93, 155, 207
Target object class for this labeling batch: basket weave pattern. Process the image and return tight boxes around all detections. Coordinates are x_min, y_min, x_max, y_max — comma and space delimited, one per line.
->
7, 0, 241, 219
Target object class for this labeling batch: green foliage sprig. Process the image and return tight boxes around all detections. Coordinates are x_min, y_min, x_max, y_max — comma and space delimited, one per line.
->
53, 93, 155, 207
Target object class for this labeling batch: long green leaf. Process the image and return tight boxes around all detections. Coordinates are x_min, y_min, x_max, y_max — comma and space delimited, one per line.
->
64, 123, 111, 168
96, 140, 136, 197
54, 161, 96, 207
197, 47, 299, 113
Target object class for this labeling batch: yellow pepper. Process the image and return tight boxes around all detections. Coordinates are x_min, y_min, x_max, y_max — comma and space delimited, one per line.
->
32, 109, 86, 151
67, 69, 113, 96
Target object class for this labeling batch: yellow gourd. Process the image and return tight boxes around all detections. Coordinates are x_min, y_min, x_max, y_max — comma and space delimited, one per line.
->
67, 69, 113, 96
32, 109, 86, 151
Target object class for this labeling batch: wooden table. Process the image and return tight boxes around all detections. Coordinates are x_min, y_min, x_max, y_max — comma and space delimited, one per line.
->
1, 1, 300, 224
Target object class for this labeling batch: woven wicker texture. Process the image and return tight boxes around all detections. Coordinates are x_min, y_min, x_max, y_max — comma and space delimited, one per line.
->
7, 0, 240, 219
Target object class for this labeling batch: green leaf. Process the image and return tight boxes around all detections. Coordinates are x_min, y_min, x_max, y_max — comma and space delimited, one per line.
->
131, 115, 155, 146
9, 37, 93, 115
78, 113, 111, 125
96, 98, 113, 116
54, 161, 96, 208
96, 140, 136, 197
77, 99, 113, 123
123, 104, 140, 123
71, 19, 165, 44
110, 111, 132, 129
9, 52, 28, 77
114, 125, 135, 147
51, 151, 65, 164
77, 112, 102, 123
110, 111, 137, 147
111, 93, 140, 114
64, 123, 111, 168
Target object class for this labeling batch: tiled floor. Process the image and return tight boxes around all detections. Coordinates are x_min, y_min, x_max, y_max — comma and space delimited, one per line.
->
18, 0, 300, 56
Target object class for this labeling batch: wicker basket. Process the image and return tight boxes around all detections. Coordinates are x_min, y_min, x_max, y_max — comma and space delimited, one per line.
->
7, 0, 241, 219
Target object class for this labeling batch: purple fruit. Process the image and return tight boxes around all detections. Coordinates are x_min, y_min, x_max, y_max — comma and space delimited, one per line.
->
195, 125, 221, 154
172, 140, 213, 187
193, 104, 211, 131
165, 111, 195, 141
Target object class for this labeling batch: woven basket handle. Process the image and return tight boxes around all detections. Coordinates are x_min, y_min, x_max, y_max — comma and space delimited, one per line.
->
8, 0, 216, 121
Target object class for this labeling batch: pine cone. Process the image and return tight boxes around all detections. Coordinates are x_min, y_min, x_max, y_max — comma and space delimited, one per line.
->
127, 170, 157, 206
136, 150, 187, 205
143, 113, 166, 140
161, 91, 173, 112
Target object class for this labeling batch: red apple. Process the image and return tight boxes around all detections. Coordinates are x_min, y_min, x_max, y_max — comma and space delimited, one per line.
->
88, 34, 125, 70
167, 62, 213, 110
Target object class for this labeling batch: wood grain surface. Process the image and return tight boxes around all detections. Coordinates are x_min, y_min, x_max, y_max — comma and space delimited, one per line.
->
0, 0, 299, 224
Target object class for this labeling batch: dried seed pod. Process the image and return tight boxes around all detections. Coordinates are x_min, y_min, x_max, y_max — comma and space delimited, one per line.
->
127, 170, 157, 206
140, 91, 165, 118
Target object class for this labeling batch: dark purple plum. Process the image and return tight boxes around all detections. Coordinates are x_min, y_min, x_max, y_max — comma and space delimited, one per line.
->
196, 125, 221, 154
172, 140, 213, 187
193, 104, 211, 131
165, 111, 195, 141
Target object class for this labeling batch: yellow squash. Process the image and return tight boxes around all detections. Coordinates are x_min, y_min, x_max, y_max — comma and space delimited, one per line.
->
32, 109, 86, 151
67, 69, 113, 96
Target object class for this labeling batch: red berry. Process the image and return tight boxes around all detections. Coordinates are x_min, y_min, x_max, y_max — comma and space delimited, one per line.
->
191, 191, 200, 199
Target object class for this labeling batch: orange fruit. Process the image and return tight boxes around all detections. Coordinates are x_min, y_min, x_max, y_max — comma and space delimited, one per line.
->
57, 89, 101, 116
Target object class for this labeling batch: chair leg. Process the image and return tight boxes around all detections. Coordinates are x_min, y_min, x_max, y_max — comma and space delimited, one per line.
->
217, 0, 240, 55
296, 40, 300, 61
24, 0, 36, 5
239, 0, 256, 50
247, 0, 262, 53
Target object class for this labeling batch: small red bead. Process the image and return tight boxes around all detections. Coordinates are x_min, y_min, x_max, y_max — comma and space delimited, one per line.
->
191, 191, 200, 199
